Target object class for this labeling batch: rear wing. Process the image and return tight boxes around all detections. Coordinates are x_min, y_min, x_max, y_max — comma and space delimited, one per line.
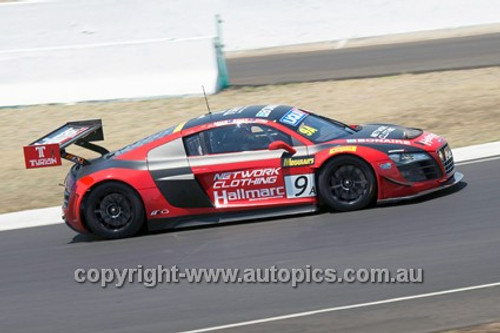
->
23, 119, 109, 169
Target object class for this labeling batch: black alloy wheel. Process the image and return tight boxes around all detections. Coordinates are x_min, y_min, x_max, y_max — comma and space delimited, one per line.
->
318, 155, 376, 211
84, 182, 145, 239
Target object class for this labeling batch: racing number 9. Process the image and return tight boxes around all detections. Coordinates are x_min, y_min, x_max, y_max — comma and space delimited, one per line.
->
294, 176, 308, 196
285, 174, 316, 198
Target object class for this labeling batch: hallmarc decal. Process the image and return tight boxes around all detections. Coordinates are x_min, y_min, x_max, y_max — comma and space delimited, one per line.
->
212, 168, 284, 206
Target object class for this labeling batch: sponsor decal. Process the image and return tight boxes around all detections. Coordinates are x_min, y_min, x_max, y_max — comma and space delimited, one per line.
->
62, 152, 86, 165
223, 106, 247, 116
279, 108, 307, 127
23, 143, 62, 169
379, 162, 392, 170
150, 209, 170, 216
370, 126, 395, 139
213, 119, 237, 126
213, 118, 267, 127
214, 187, 285, 206
173, 122, 185, 133
298, 124, 318, 137
36, 126, 89, 145
346, 138, 411, 145
417, 133, 440, 146
256, 105, 279, 118
282, 156, 315, 167
284, 174, 316, 198
212, 168, 284, 206
329, 146, 357, 154
213, 168, 280, 189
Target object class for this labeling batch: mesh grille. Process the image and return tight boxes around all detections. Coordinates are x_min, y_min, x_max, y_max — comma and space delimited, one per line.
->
438, 144, 455, 174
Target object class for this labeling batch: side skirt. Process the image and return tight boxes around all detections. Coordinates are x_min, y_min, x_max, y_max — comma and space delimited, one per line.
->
147, 204, 318, 231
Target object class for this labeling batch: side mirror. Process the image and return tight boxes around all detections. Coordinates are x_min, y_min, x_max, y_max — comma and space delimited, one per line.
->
268, 140, 296, 155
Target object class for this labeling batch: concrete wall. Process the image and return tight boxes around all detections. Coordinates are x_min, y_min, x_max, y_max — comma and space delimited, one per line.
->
1, 0, 499, 105
0, 36, 221, 106
1, 0, 499, 52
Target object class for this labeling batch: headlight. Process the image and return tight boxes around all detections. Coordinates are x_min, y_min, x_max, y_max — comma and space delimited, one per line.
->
438, 150, 445, 161
438, 145, 453, 162
388, 152, 432, 165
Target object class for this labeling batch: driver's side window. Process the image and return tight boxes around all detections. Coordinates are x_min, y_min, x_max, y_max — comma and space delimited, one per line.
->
183, 124, 297, 156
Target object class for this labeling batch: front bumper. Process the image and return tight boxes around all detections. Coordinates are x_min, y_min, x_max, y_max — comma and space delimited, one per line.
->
378, 171, 464, 204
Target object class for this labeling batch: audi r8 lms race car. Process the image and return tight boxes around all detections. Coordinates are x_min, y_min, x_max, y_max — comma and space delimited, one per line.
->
24, 105, 463, 239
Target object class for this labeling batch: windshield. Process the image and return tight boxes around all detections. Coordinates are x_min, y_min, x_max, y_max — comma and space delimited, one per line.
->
296, 114, 355, 143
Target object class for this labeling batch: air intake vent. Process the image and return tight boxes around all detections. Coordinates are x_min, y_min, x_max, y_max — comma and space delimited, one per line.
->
405, 128, 423, 139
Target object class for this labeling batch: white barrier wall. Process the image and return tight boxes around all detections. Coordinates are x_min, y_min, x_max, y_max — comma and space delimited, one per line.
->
0, 0, 499, 105
1, 0, 499, 52
220, 0, 500, 51
0, 37, 220, 106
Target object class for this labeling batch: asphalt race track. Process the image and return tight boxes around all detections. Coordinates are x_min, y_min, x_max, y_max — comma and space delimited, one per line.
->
1, 156, 499, 332
228, 33, 500, 85
3, 33, 500, 332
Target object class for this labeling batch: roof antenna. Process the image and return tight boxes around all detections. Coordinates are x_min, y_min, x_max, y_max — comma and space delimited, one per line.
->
202, 85, 212, 115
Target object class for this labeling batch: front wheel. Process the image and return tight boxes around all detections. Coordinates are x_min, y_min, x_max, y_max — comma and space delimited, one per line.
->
84, 182, 145, 239
318, 156, 376, 211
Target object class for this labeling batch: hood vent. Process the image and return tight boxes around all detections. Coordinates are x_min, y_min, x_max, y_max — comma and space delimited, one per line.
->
405, 128, 423, 139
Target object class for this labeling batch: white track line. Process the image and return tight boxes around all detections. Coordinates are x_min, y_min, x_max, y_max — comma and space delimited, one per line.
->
0, 0, 50, 6
455, 155, 500, 166
452, 141, 500, 162
178, 281, 500, 333
0, 206, 62, 231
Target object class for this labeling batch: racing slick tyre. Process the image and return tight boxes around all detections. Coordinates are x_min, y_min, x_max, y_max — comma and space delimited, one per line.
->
84, 182, 145, 239
318, 155, 376, 211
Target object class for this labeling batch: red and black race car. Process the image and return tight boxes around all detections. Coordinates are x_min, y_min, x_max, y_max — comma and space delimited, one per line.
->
24, 105, 463, 239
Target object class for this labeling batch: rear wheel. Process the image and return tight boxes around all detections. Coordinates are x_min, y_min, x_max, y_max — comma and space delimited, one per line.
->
318, 156, 376, 211
84, 182, 145, 239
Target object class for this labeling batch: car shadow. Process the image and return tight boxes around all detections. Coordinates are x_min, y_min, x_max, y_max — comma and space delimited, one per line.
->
69, 228, 155, 243
68, 180, 467, 243
69, 233, 102, 243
